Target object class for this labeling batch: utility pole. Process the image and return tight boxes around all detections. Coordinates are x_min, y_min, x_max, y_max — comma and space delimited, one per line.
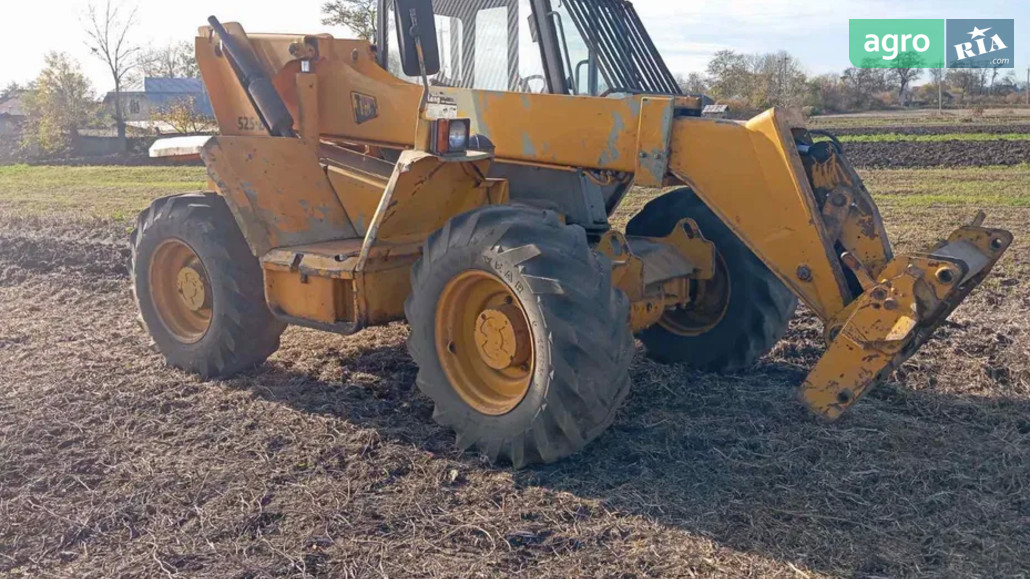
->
1026, 67, 1029, 105
939, 70, 943, 114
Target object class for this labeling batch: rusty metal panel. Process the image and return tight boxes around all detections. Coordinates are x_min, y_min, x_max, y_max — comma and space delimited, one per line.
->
202, 136, 358, 256
265, 270, 349, 325
801, 222, 1012, 419
195, 26, 268, 138
802, 144, 893, 278
633, 97, 674, 187
668, 109, 850, 321
372, 150, 508, 244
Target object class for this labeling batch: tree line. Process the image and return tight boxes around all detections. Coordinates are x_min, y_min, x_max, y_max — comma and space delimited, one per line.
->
4, 0, 202, 155
679, 49, 1026, 116
7, 0, 1027, 155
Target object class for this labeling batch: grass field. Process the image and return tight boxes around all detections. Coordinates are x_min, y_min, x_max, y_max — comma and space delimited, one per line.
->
0, 165, 206, 220
836, 133, 1030, 143
4, 164, 1024, 221
1, 164, 1028, 577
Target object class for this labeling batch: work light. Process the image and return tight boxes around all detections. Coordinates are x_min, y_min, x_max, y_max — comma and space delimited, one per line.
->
430, 118, 471, 155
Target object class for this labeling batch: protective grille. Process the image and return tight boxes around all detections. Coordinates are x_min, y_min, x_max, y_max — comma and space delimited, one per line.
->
560, 0, 681, 94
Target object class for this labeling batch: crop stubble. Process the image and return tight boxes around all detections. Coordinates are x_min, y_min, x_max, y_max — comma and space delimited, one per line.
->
0, 187, 1028, 577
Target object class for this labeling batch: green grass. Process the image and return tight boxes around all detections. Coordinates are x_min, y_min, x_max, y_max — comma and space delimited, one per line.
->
860, 164, 1030, 207
614, 165, 1030, 231
834, 133, 1030, 143
0, 164, 1027, 223
0, 165, 207, 220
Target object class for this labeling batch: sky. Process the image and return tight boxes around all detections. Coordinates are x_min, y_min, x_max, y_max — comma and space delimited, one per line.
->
0, 0, 1027, 93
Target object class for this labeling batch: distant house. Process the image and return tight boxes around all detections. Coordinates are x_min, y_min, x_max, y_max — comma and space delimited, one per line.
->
0, 90, 28, 137
104, 77, 214, 131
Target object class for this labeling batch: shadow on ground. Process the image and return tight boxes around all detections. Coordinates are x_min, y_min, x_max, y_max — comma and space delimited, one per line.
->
238, 323, 1030, 577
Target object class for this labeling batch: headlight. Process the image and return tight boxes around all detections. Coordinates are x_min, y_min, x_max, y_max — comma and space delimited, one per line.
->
430, 118, 471, 155
448, 121, 469, 151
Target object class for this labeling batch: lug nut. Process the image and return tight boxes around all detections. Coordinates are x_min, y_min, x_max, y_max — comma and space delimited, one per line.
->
796, 265, 813, 282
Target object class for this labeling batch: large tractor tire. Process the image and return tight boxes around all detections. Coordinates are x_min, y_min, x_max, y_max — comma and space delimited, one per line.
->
626, 188, 797, 371
405, 205, 634, 467
131, 193, 286, 378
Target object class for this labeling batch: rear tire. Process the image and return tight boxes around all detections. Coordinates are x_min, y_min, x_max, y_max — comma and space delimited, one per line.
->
405, 205, 634, 467
626, 188, 796, 371
131, 193, 286, 378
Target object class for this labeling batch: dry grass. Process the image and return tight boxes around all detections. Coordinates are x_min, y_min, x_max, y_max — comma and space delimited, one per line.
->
0, 165, 206, 220
0, 166, 1028, 577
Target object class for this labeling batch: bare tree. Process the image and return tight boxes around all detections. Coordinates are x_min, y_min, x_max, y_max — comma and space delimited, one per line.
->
988, 64, 1004, 95
928, 67, 946, 110
840, 64, 890, 110
759, 51, 807, 108
1, 82, 25, 101
84, 0, 141, 151
141, 42, 199, 78
705, 50, 751, 101
675, 72, 708, 95
151, 96, 215, 135
976, 68, 990, 96
321, 0, 377, 40
890, 53, 922, 106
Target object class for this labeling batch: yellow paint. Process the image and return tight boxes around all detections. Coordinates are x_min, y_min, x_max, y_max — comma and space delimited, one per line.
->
668, 110, 849, 320
801, 221, 1012, 419
189, 23, 1014, 424
201, 136, 357, 255
149, 239, 212, 343
435, 270, 534, 416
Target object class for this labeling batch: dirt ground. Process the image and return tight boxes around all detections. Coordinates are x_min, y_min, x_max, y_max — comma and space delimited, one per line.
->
1, 162, 1029, 578
828, 123, 1030, 136
843, 140, 1030, 168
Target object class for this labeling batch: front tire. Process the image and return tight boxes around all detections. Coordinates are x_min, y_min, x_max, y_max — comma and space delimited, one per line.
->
405, 205, 633, 467
626, 188, 797, 371
131, 193, 286, 378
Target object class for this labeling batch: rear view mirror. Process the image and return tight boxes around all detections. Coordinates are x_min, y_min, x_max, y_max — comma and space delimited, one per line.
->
394, 0, 440, 77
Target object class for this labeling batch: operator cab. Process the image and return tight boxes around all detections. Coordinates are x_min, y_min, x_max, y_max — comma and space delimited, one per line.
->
376, 0, 686, 98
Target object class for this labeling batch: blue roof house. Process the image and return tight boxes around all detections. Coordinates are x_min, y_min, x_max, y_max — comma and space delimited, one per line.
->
104, 77, 214, 132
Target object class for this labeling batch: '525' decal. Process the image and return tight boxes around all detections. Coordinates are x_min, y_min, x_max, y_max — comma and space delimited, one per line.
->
236, 116, 263, 132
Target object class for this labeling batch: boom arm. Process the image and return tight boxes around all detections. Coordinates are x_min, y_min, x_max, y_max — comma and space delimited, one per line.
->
194, 27, 1012, 420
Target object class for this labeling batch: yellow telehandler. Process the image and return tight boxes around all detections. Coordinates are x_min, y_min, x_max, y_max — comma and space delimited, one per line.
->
134, 0, 1011, 466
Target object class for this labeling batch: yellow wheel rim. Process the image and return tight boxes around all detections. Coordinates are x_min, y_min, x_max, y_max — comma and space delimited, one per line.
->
435, 270, 534, 416
660, 252, 732, 337
149, 239, 213, 344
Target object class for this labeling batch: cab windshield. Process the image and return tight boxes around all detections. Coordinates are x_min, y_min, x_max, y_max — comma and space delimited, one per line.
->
378, 0, 681, 96
383, 0, 548, 93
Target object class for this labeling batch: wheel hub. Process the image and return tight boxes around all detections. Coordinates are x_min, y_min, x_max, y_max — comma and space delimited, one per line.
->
474, 305, 530, 370
660, 252, 732, 337
176, 266, 208, 312
435, 270, 535, 416
149, 240, 213, 344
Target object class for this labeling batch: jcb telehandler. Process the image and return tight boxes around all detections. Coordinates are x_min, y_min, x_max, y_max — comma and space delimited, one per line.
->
134, 0, 1012, 466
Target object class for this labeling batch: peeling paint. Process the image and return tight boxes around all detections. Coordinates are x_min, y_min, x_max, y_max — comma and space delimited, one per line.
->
472, 93, 494, 138
599, 111, 626, 166
521, 133, 537, 157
